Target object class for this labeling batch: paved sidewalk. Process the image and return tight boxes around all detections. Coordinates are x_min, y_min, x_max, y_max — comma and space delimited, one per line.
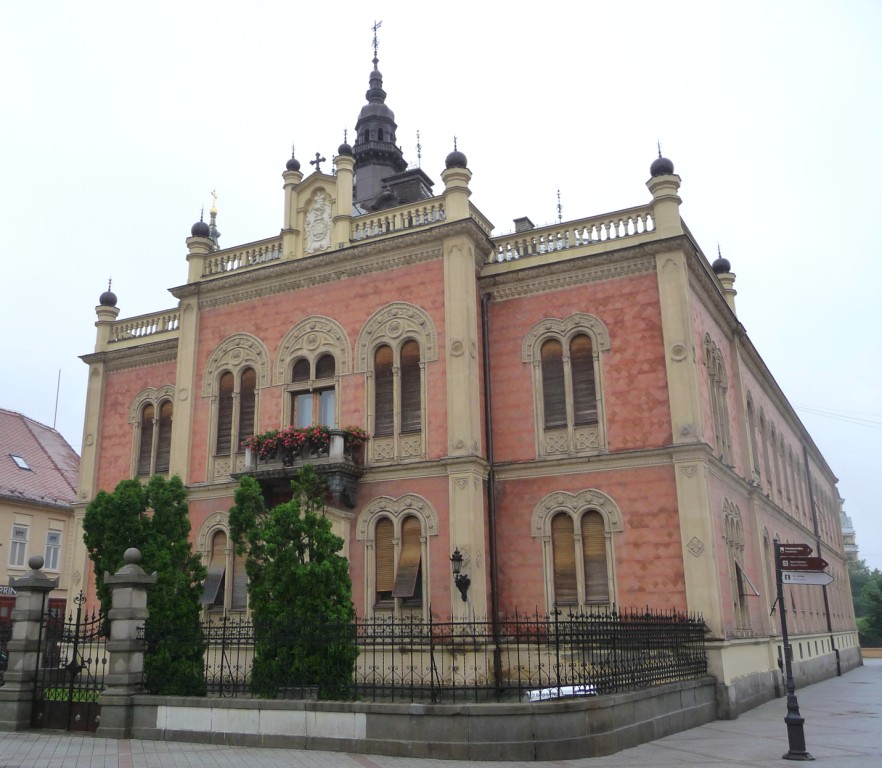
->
1, 659, 879, 767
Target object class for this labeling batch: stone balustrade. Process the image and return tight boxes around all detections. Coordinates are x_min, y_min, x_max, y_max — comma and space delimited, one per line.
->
110, 310, 180, 343
351, 199, 446, 242
202, 237, 282, 277
489, 206, 655, 263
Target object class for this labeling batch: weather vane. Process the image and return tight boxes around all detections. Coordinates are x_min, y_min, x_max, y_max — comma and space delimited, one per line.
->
372, 20, 382, 62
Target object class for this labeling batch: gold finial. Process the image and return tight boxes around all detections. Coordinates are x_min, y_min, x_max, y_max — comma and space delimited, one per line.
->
210, 189, 218, 215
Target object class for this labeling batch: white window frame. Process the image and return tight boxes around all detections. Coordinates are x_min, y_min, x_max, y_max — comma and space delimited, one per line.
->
10, 524, 29, 568
45, 529, 62, 571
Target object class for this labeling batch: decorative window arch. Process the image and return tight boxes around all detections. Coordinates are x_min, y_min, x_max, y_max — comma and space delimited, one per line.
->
196, 512, 248, 614
275, 317, 350, 428
129, 385, 175, 477
355, 303, 438, 463
745, 393, 760, 481
723, 499, 752, 633
704, 334, 732, 464
522, 314, 611, 458
202, 333, 270, 480
356, 494, 439, 618
531, 489, 622, 610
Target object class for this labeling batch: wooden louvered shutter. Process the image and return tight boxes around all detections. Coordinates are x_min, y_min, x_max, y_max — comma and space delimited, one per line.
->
551, 513, 577, 605
231, 549, 248, 609
374, 345, 394, 437
315, 354, 335, 379
541, 339, 566, 428
570, 335, 597, 424
581, 511, 609, 603
375, 518, 394, 603
138, 404, 155, 476
216, 372, 234, 454
155, 400, 173, 473
399, 340, 421, 433
238, 367, 256, 446
201, 531, 227, 607
393, 516, 422, 602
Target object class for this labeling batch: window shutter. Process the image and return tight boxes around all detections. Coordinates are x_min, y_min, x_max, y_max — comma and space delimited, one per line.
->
581, 511, 609, 603
541, 339, 566, 428
291, 358, 310, 383
399, 340, 421, 433
551, 513, 577, 604
238, 367, 257, 445
393, 516, 422, 601
315, 354, 335, 380
155, 400, 173, 473
570, 335, 597, 424
375, 518, 394, 602
216, 372, 234, 454
374, 345, 394, 437
137, 404, 155, 475
231, 549, 248, 609
201, 531, 227, 607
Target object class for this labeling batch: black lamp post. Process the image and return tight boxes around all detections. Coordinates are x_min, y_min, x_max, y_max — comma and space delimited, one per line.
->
450, 548, 470, 602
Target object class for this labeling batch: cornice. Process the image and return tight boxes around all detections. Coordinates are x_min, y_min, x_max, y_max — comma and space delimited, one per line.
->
172, 219, 491, 310
80, 339, 178, 373
480, 242, 660, 301
493, 444, 681, 481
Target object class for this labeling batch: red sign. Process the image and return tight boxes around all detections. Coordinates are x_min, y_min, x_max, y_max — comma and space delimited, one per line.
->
780, 557, 828, 572
777, 543, 812, 557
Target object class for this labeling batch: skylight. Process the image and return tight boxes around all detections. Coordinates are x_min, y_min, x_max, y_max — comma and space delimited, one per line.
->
11, 454, 31, 470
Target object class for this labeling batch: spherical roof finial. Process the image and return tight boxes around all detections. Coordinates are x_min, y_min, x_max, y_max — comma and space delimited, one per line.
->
650, 142, 675, 177
99, 278, 118, 307
286, 145, 301, 172
445, 136, 467, 169
712, 244, 731, 274
338, 129, 353, 157
191, 208, 211, 238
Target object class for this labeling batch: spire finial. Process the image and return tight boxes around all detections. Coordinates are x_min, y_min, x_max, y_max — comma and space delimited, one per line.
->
717, 242, 722, 259
210, 189, 218, 215
291, 143, 296, 158
416, 130, 422, 167
107, 278, 112, 292
372, 20, 382, 67
557, 189, 563, 224
344, 128, 348, 144
453, 135, 458, 152
657, 140, 662, 159
200, 206, 204, 222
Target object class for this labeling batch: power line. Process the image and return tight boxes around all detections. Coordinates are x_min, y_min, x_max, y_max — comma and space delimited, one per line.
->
793, 404, 882, 430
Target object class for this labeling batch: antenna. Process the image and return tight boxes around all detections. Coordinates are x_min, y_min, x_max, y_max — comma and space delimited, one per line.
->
53, 369, 61, 429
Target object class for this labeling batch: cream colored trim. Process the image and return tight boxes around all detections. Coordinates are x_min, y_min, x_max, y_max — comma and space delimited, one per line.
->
353, 302, 439, 372
81, 339, 178, 373
273, 316, 351, 384
128, 385, 176, 423
201, 333, 270, 398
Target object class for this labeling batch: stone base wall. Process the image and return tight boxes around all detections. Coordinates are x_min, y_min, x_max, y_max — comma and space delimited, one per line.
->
126, 677, 717, 761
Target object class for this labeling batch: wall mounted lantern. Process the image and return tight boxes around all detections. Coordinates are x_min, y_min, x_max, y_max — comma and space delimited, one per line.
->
450, 548, 470, 602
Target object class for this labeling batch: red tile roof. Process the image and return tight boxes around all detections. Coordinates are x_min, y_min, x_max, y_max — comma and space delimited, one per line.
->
0, 409, 79, 509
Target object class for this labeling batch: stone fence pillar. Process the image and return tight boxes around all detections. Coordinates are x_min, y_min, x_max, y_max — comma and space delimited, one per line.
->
96, 547, 157, 739
0, 555, 59, 731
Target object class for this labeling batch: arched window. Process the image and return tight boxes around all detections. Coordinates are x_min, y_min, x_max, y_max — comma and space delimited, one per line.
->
704, 334, 732, 464
155, 400, 173, 474
374, 345, 394, 436
216, 372, 234, 455
532, 489, 621, 610
131, 388, 175, 478
524, 314, 609, 458
290, 354, 336, 428
357, 494, 439, 618
137, 404, 155, 476
239, 367, 256, 441
399, 341, 421, 433
199, 519, 249, 614
746, 395, 759, 478
724, 500, 753, 634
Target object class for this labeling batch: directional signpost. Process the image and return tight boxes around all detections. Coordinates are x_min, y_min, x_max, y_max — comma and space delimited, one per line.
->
773, 539, 837, 761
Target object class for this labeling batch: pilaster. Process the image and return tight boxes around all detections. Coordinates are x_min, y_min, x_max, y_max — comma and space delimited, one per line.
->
447, 463, 488, 619
282, 166, 304, 258
333, 153, 355, 248
169, 290, 200, 481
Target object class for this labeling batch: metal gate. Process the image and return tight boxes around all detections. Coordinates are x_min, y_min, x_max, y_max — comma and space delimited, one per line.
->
31, 592, 107, 732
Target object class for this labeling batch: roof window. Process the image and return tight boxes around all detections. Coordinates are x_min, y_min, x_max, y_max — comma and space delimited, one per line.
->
10, 454, 31, 470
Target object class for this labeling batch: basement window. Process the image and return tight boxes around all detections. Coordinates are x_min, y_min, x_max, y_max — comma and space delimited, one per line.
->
11, 454, 31, 470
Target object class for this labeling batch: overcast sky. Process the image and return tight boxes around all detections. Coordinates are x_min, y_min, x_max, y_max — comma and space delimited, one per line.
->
1, 1, 880, 570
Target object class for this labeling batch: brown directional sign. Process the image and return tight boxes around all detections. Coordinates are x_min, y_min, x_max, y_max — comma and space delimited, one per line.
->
777, 543, 812, 557
780, 556, 828, 571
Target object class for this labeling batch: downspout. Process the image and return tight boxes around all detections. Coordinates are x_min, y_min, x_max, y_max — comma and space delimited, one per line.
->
803, 443, 839, 676
481, 291, 502, 686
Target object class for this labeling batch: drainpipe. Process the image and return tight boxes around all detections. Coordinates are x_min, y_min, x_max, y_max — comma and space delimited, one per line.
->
481, 292, 502, 686
803, 443, 839, 676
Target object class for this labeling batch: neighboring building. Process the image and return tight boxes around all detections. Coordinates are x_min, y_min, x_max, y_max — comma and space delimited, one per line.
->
72, 48, 859, 716
840, 504, 859, 562
0, 409, 79, 623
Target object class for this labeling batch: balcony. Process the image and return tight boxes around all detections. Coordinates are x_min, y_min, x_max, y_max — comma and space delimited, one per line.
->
233, 428, 364, 508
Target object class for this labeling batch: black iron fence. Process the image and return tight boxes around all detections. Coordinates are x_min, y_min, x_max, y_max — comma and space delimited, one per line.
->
144, 607, 707, 703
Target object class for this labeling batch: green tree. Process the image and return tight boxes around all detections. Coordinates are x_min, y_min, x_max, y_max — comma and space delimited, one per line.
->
849, 559, 882, 647
229, 466, 357, 699
83, 475, 207, 694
